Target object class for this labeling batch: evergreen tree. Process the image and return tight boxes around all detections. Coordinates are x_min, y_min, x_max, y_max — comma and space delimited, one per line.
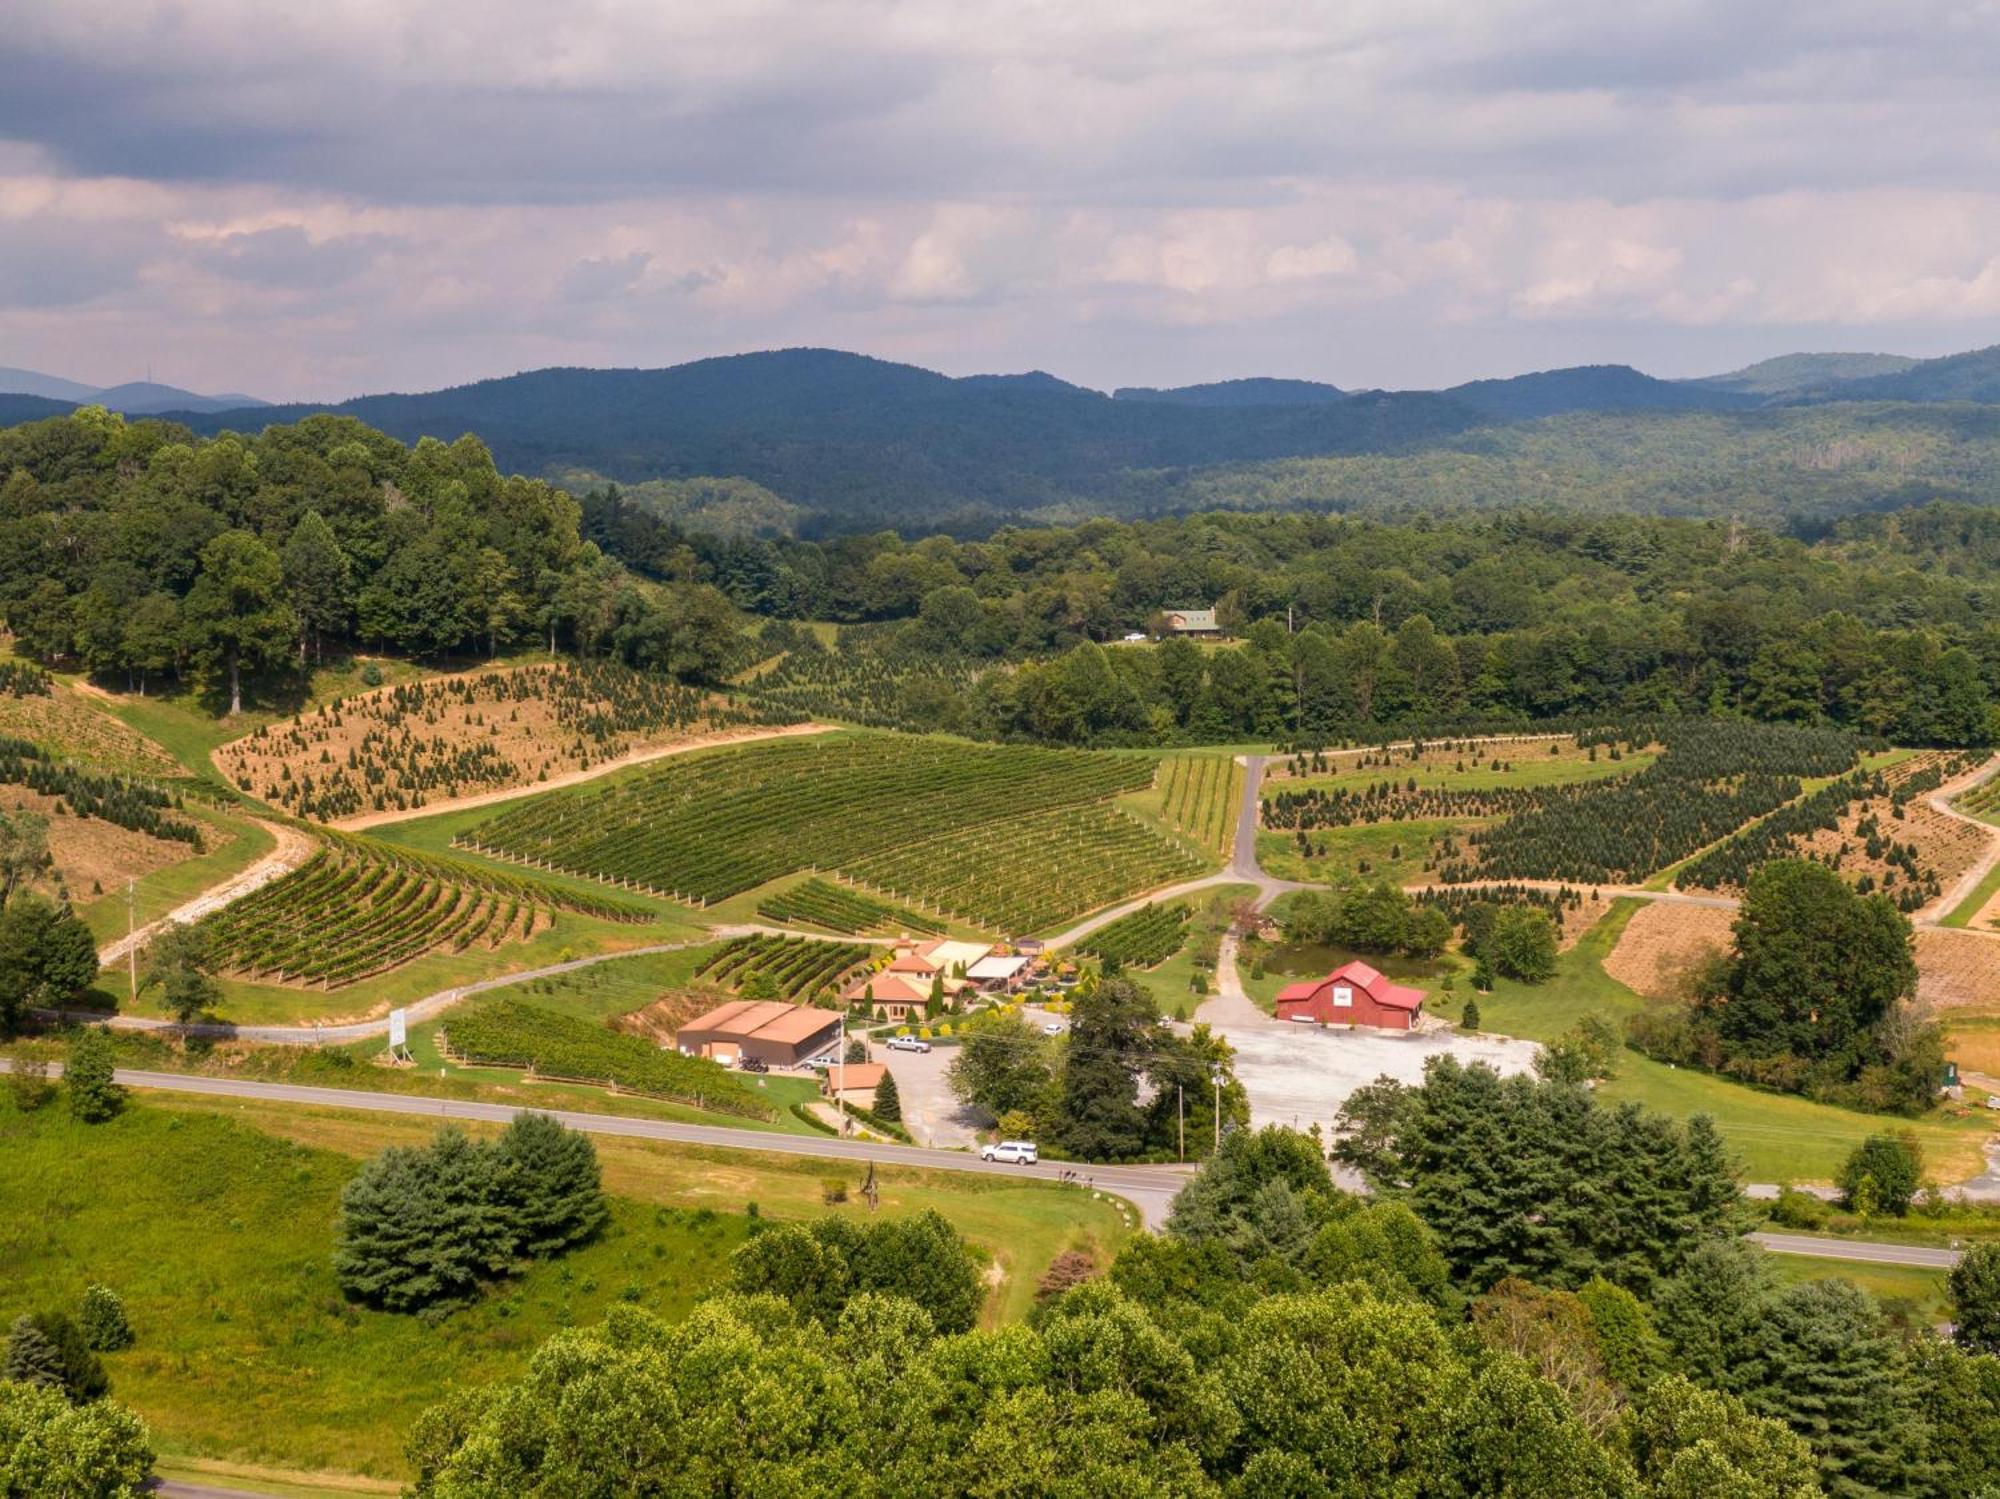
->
65, 1026, 122, 1123
872, 1070, 902, 1122
1460, 998, 1481, 1031
1052, 977, 1154, 1161
1488, 905, 1559, 983
76, 1285, 133, 1354
4, 1311, 107, 1403
1950, 1242, 2000, 1356
490, 1112, 607, 1259
333, 1127, 515, 1312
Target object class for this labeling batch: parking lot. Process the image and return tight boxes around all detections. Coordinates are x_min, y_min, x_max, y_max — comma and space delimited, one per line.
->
872, 1039, 982, 1148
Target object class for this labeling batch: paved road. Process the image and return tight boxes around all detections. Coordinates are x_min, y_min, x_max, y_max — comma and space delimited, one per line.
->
1750, 1230, 1962, 1269
30, 1063, 1190, 1227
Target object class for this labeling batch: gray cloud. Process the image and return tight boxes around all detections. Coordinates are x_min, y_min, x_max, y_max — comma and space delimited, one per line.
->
0, 2, 1998, 398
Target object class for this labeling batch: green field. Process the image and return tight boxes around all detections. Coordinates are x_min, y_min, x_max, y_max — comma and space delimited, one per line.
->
1264, 741, 1650, 798
1765, 1254, 1950, 1326
1472, 900, 1995, 1183
1256, 818, 1470, 885
0, 1091, 1129, 1485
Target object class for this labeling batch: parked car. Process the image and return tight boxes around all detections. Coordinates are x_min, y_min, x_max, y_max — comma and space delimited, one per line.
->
886, 1035, 932, 1053
803, 1055, 833, 1071
1041, 1021, 1065, 1036
737, 1057, 769, 1073
982, 1140, 1039, 1165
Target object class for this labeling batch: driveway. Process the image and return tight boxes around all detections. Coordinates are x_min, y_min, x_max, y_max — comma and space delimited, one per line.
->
1218, 1020, 1540, 1133
871, 1042, 983, 1149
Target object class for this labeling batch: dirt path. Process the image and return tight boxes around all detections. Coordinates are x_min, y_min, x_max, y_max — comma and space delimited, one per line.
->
1919, 750, 2000, 924
96, 820, 318, 965
308, 721, 837, 831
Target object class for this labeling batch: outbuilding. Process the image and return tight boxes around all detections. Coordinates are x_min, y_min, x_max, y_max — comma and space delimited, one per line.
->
675, 999, 844, 1067
821, 1061, 889, 1108
1274, 960, 1425, 1031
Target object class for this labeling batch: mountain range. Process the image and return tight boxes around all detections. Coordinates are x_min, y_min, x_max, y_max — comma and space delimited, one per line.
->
10, 342, 2000, 530
0, 366, 267, 415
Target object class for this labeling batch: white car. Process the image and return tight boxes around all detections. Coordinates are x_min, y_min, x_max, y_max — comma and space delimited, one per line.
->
1041, 1021, 1065, 1036
886, 1035, 931, 1054
982, 1140, 1039, 1165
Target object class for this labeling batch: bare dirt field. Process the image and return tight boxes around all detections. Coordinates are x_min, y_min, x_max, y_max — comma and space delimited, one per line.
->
0, 685, 181, 775
6, 786, 210, 901
214, 661, 790, 822
1916, 928, 2000, 1011
1603, 901, 1736, 999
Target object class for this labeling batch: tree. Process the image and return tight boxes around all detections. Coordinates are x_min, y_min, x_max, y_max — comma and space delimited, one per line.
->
1950, 1243, 2000, 1356
135, 923, 218, 1026
872, 1070, 902, 1122
3, 1314, 106, 1404
1620, 1375, 1822, 1499
1051, 976, 1154, 1161
0, 893, 98, 1032
75, 1287, 132, 1355
729, 1210, 984, 1334
182, 530, 296, 715
0, 1378, 154, 1497
1836, 1132, 1923, 1217
1460, 998, 1481, 1031
948, 1009, 1053, 1123
333, 1128, 515, 1313
282, 509, 352, 666
1402, 904, 1452, 960
0, 810, 48, 907
65, 1027, 122, 1124
1488, 905, 1559, 983
489, 1112, 607, 1260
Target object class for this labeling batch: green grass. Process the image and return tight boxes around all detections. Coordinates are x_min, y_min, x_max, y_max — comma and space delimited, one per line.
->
1264, 744, 1649, 797
1255, 819, 1471, 886
1945, 856, 2000, 929
1765, 1254, 1949, 1325
0, 1090, 1128, 1483
1130, 883, 1257, 1018
1473, 900, 1996, 1184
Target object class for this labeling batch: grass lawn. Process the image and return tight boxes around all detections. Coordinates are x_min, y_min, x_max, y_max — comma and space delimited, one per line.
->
1256, 819, 1474, 886
0, 1091, 1127, 1484
1945, 859, 2000, 929
1265, 743, 1650, 796
1473, 900, 1997, 1184
1765, 1254, 1949, 1325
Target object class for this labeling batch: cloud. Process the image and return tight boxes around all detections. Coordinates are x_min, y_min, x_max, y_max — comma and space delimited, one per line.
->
1, 2, 1999, 396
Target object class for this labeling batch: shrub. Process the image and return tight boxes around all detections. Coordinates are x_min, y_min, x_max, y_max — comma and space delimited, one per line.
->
77, 1285, 133, 1353
1460, 999, 1481, 1032
65, 1028, 122, 1123
0, 1380, 153, 1493
4, 1312, 107, 1403
1767, 1187, 1831, 1231
1836, 1132, 1923, 1217
4, 1052, 55, 1111
821, 1178, 849, 1204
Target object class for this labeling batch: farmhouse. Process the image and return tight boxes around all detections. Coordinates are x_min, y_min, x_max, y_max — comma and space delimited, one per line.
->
675, 999, 843, 1067
1162, 607, 1222, 638
821, 1061, 888, 1108
1274, 960, 1426, 1031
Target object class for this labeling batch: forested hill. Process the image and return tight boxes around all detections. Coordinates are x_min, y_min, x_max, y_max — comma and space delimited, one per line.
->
22, 340, 2000, 534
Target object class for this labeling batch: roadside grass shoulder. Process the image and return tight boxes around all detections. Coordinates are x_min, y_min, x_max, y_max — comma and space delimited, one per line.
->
1765, 1255, 1949, 1325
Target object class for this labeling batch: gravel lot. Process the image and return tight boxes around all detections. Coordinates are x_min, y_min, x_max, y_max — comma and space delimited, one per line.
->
874, 1042, 983, 1148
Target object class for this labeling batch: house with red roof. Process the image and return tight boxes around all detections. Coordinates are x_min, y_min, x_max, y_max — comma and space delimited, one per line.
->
1274, 960, 1426, 1031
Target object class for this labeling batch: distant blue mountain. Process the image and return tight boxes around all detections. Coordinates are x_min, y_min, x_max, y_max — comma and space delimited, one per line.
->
0, 366, 268, 414
1114, 377, 1346, 407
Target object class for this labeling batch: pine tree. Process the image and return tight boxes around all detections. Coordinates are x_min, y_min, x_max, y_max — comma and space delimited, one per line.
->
1949, 1243, 2000, 1356
78, 1284, 134, 1353
282, 509, 353, 666
491, 1112, 607, 1259
66, 1025, 122, 1123
4, 1314, 65, 1391
4, 1311, 107, 1403
873, 1070, 902, 1123
333, 1127, 514, 1312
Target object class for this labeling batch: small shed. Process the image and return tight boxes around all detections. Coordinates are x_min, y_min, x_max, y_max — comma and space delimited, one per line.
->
1274, 960, 1425, 1031
822, 1061, 889, 1107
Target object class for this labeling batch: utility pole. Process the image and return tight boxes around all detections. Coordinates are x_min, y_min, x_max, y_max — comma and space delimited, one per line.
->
126, 880, 137, 1003
836, 1011, 847, 1135
1177, 1083, 1185, 1163
1212, 1066, 1223, 1154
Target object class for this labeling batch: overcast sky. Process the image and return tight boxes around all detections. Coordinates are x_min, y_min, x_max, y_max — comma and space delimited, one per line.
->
4, 0, 1999, 400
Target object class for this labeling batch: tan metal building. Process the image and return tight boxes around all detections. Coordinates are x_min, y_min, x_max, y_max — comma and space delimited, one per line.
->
675, 999, 843, 1068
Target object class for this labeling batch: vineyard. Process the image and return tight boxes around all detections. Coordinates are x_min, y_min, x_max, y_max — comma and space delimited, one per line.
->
198, 834, 653, 988
216, 659, 794, 821
0, 734, 204, 847
755, 877, 943, 935
1675, 750, 1985, 910
441, 998, 769, 1117
1153, 754, 1242, 857
1434, 721, 1866, 886
460, 734, 1185, 932
838, 803, 1206, 934
1077, 902, 1191, 969
693, 933, 873, 1000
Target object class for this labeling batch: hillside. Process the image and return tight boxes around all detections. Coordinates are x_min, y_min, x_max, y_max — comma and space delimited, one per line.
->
1828, 343, 2000, 404
1692, 351, 1918, 396
0, 365, 269, 414
1440, 363, 1756, 420
1113, 376, 1346, 406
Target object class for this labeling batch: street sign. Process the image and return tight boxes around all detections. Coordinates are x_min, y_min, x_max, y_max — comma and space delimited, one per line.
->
389, 1009, 407, 1050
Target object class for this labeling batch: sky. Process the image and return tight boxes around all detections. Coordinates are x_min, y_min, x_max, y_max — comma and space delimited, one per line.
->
3, 0, 2000, 401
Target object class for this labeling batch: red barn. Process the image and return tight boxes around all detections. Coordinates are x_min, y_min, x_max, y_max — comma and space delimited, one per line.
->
1274, 960, 1426, 1031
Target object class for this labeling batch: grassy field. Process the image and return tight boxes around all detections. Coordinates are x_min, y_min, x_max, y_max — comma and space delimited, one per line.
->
1474, 900, 1996, 1183
1765, 1254, 1950, 1325
1256, 819, 1472, 885
1264, 739, 1650, 796
0, 1091, 1129, 1485
1130, 883, 1258, 1019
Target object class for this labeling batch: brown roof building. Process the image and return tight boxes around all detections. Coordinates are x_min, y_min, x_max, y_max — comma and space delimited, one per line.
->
675, 999, 843, 1067
821, 1061, 889, 1106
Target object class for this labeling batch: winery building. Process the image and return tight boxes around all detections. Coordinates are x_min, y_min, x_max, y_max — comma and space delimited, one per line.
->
675, 999, 843, 1067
